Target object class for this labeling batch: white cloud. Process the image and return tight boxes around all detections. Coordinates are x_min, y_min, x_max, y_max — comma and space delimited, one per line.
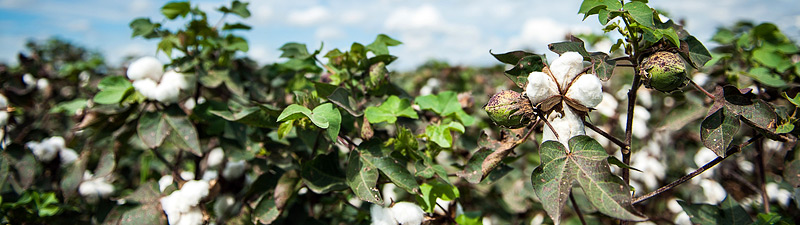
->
0, 0, 30, 8
385, 4, 444, 32
287, 6, 330, 26
249, 2, 274, 24
508, 18, 591, 51
247, 44, 279, 65
65, 19, 91, 32
340, 10, 366, 24
315, 27, 345, 41
129, 0, 151, 14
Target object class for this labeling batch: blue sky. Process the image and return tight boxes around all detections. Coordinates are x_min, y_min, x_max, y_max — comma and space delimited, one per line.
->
1, 0, 799, 71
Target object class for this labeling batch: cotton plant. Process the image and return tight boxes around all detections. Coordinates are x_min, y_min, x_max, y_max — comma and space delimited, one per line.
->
525, 52, 603, 149
126, 56, 194, 104
160, 180, 210, 225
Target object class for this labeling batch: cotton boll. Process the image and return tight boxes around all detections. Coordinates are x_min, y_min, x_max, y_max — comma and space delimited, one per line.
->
159, 175, 174, 192
0, 93, 7, 108
176, 207, 204, 225
619, 105, 651, 139
674, 211, 691, 225
127, 56, 164, 81
202, 170, 218, 181
630, 151, 665, 190
666, 198, 683, 214
699, 179, 726, 204
79, 177, 115, 201
525, 71, 559, 105
37, 78, 49, 90
23, 74, 36, 88
371, 204, 395, 225
59, 148, 79, 165
0, 111, 8, 127
132, 79, 160, 100
184, 98, 196, 110
390, 202, 425, 225
214, 194, 237, 220
595, 92, 618, 117
766, 183, 792, 207
223, 160, 246, 180
542, 108, 585, 150
382, 183, 398, 206
692, 72, 709, 86
27, 141, 58, 162
565, 74, 603, 108
530, 213, 545, 225
549, 52, 584, 89
161, 194, 186, 224
161, 70, 191, 90
180, 171, 195, 181
155, 82, 182, 104
207, 147, 225, 168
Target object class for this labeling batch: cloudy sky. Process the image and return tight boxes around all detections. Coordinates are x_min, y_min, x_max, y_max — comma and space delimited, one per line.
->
1, 0, 798, 71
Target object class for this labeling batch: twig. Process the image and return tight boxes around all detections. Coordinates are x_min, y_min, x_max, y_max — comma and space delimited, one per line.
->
570, 192, 587, 225
623, 74, 642, 184
612, 56, 633, 62
435, 201, 458, 224
755, 138, 770, 214
584, 121, 628, 150
689, 79, 715, 100
633, 135, 762, 204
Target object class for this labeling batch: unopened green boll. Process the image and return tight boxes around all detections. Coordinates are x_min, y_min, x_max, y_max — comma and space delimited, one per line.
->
484, 90, 535, 128
641, 51, 687, 93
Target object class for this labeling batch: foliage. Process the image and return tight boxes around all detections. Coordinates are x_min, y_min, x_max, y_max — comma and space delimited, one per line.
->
0, 0, 799, 225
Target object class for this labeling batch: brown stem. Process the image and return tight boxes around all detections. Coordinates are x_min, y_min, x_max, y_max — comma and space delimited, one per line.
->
689, 79, 715, 100
570, 192, 587, 225
633, 135, 762, 204
623, 73, 642, 185
755, 138, 770, 214
584, 121, 628, 150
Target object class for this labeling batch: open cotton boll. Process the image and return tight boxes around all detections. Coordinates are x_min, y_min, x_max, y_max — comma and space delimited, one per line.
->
565, 74, 603, 108
160, 70, 191, 91
371, 204, 395, 225
766, 183, 793, 207
542, 107, 585, 150
23, 74, 36, 88
37, 78, 49, 90
59, 148, 79, 165
595, 92, 618, 117
0, 111, 8, 127
0, 93, 7, 108
174, 207, 204, 225
127, 56, 164, 81
132, 79, 160, 100
549, 52, 585, 89
390, 202, 425, 225
78, 175, 115, 201
630, 151, 666, 190
223, 160, 246, 180
159, 175, 174, 192
526, 71, 559, 105
180, 171, 195, 180
207, 147, 225, 168
27, 139, 59, 162
201, 170, 218, 181
699, 179, 726, 204
694, 148, 718, 177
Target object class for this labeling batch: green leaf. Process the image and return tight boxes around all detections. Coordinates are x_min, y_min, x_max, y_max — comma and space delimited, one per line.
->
503, 54, 547, 88
121, 181, 162, 204
415, 91, 464, 118
458, 148, 492, 184
327, 87, 362, 117
548, 41, 590, 57
137, 108, 203, 156
745, 67, 787, 87
222, 22, 251, 31
589, 52, 616, 81
129, 18, 158, 38
455, 211, 483, 225
623, 1, 654, 28
301, 152, 347, 193
677, 195, 753, 225
357, 140, 419, 194
424, 122, 465, 148
211, 105, 278, 128
578, 0, 622, 20
700, 108, 740, 157
365, 96, 418, 124
783, 159, 800, 188
277, 104, 314, 123
161, 1, 191, 19
782, 92, 800, 106
708, 85, 780, 139
607, 156, 642, 172
220, 0, 251, 18
682, 35, 713, 68
94, 149, 116, 178
254, 197, 281, 224
658, 100, 706, 131
490, 50, 535, 65
366, 34, 402, 56
279, 43, 312, 59
346, 151, 382, 204
94, 76, 133, 104
312, 103, 341, 140
223, 35, 249, 52
50, 99, 88, 116
532, 136, 645, 225
416, 181, 460, 213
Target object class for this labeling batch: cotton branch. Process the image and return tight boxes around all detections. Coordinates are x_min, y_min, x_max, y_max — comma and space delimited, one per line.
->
632, 134, 762, 204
